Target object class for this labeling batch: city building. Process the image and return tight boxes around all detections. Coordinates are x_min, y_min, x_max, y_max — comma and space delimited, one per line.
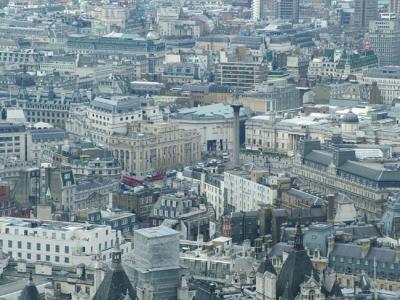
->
0, 217, 131, 267
67, 31, 165, 79
294, 139, 400, 219
200, 173, 225, 220
224, 170, 280, 212
215, 48, 267, 91
368, 18, 400, 66
109, 122, 201, 175
170, 103, 251, 153
353, 0, 378, 29
308, 49, 378, 81
0, 122, 27, 161
252, 0, 266, 21
65, 96, 163, 146
244, 113, 330, 156
329, 237, 400, 292
363, 66, 400, 105
75, 209, 137, 235
241, 79, 301, 112
40, 142, 121, 179
112, 186, 161, 222
223, 211, 259, 244
276, 0, 300, 23
130, 226, 181, 299
149, 193, 193, 226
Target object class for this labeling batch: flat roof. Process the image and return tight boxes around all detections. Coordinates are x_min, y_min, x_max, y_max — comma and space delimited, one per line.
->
135, 226, 178, 238
0, 217, 107, 232
171, 103, 251, 121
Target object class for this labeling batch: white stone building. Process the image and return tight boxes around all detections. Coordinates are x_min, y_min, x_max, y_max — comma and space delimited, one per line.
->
170, 103, 251, 153
200, 173, 225, 220
65, 96, 163, 146
0, 217, 131, 267
224, 170, 278, 212
362, 66, 400, 105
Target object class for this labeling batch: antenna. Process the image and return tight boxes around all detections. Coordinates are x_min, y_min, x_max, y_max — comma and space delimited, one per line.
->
374, 256, 377, 299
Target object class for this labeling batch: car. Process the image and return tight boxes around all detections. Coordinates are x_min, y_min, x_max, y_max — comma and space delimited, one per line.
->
166, 170, 177, 177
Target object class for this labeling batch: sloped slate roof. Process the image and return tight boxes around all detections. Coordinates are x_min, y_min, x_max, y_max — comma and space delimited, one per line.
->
92, 266, 136, 300
304, 150, 332, 166
256, 255, 276, 275
276, 248, 316, 299
18, 275, 40, 300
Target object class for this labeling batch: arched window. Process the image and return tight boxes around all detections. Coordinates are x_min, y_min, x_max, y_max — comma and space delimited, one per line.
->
309, 290, 315, 300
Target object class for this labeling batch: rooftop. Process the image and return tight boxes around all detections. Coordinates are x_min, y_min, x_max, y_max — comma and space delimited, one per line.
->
171, 103, 251, 121
366, 66, 400, 79
135, 226, 179, 239
0, 217, 108, 232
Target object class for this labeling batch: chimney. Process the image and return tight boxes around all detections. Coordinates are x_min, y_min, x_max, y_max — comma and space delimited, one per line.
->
327, 194, 335, 222
231, 104, 242, 167
360, 239, 371, 258
396, 244, 400, 263
327, 235, 335, 257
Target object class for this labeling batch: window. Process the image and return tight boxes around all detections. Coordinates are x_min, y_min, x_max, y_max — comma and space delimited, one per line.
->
17, 241, 21, 249
27, 242, 31, 250
46, 255, 50, 262
55, 245, 60, 253
27, 253, 31, 259
37, 254, 41, 260
55, 256, 59, 262
8, 240, 12, 248
36, 243, 41, 251
65, 246, 69, 254
65, 257, 69, 263
46, 244, 50, 251
310, 290, 315, 300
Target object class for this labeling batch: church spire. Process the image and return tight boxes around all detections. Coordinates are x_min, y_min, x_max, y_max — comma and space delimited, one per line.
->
294, 222, 304, 251
111, 230, 122, 270
28, 271, 33, 285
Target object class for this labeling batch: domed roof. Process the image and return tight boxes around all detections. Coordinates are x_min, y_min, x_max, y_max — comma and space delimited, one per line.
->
146, 26, 160, 40
15, 72, 35, 87
342, 112, 359, 123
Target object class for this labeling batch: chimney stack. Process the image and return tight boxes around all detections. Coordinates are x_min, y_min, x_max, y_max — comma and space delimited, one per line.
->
327, 235, 335, 257
327, 194, 335, 222
360, 239, 371, 258
395, 243, 400, 263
